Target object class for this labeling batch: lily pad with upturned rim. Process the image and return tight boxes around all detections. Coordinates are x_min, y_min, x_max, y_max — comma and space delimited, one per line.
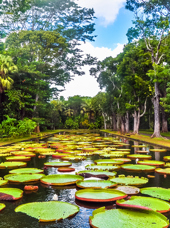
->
137, 160, 165, 167
75, 189, 127, 202
40, 174, 83, 185
163, 156, 170, 161
6, 156, 31, 162
11, 151, 36, 157
127, 154, 152, 160
77, 170, 117, 178
15, 201, 79, 222
116, 196, 170, 213
94, 159, 124, 165
89, 207, 169, 228
155, 168, 170, 175
9, 168, 44, 174
0, 162, 27, 169
141, 187, 170, 201
85, 164, 120, 171
44, 162, 72, 167
110, 175, 148, 186
121, 164, 156, 172
4, 173, 44, 183
0, 188, 23, 200
150, 149, 167, 152
0, 180, 8, 186
0, 203, 5, 211
76, 180, 117, 189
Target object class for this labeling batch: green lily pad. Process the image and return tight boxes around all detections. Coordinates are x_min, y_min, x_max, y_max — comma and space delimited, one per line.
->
44, 162, 72, 167
6, 156, 31, 162
149, 149, 167, 152
9, 168, 44, 174
15, 201, 79, 222
137, 160, 165, 166
61, 155, 86, 161
0, 162, 27, 169
75, 189, 127, 202
89, 207, 169, 228
155, 168, 170, 174
163, 156, 170, 161
115, 186, 140, 195
0, 188, 23, 200
127, 154, 152, 160
113, 158, 131, 163
0, 180, 8, 186
110, 175, 148, 186
77, 170, 117, 178
0, 203, 5, 211
116, 196, 170, 213
76, 180, 117, 189
141, 187, 170, 201
94, 159, 124, 165
40, 174, 83, 185
121, 164, 156, 172
85, 164, 120, 171
4, 173, 44, 183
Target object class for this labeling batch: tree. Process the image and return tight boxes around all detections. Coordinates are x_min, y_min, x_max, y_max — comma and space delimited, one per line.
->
126, 0, 170, 137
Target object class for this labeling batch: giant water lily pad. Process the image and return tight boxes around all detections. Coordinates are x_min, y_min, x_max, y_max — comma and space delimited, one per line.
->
11, 151, 36, 157
164, 156, 170, 161
141, 187, 170, 201
116, 196, 170, 213
89, 207, 169, 228
44, 162, 72, 167
94, 159, 124, 165
110, 175, 148, 186
0, 162, 27, 169
9, 168, 43, 174
150, 149, 167, 152
6, 156, 31, 162
121, 164, 156, 172
40, 174, 83, 185
137, 160, 165, 166
75, 189, 127, 202
0, 180, 8, 186
85, 164, 120, 171
77, 170, 117, 178
155, 168, 170, 174
15, 201, 79, 222
127, 154, 152, 160
76, 180, 117, 189
61, 155, 86, 161
113, 158, 131, 163
0, 188, 23, 200
115, 186, 140, 195
4, 173, 44, 183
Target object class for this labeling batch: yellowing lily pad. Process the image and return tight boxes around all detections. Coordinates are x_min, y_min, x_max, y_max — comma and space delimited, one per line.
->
116, 196, 170, 213
75, 189, 127, 202
115, 186, 140, 195
127, 154, 152, 160
15, 201, 79, 222
94, 159, 124, 165
137, 160, 165, 167
40, 174, 83, 185
155, 168, 170, 174
150, 149, 167, 152
6, 156, 31, 162
44, 162, 72, 167
89, 208, 169, 228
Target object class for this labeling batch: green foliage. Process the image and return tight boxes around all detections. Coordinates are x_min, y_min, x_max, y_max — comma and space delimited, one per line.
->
64, 117, 79, 129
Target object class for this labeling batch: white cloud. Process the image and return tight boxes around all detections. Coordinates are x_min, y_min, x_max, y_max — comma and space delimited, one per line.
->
59, 42, 124, 99
76, 0, 126, 26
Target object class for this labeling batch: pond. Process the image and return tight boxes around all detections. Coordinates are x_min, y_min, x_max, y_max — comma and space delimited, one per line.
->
0, 131, 170, 228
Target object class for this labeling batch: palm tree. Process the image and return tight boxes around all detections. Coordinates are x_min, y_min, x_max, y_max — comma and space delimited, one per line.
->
81, 98, 95, 122
0, 54, 18, 95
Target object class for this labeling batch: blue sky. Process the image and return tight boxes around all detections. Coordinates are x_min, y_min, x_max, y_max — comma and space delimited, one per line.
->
59, 1, 134, 99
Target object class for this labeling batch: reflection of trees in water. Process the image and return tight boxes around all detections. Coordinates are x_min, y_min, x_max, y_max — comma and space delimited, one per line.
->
133, 141, 139, 154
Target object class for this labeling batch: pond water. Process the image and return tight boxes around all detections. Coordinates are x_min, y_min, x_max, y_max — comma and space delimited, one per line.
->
0, 131, 170, 228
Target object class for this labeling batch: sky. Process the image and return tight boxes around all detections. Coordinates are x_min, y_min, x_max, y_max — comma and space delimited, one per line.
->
59, 0, 134, 100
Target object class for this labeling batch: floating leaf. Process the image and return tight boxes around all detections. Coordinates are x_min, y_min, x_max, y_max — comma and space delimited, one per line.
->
110, 175, 148, 186
4, 173, 44, 183
137, 160, 165, 166
121, 164, 155, 172
6, 156, 31, 162
0, 188, 23, 200
115, 186, 140, 195
15, 201, 79, 222
44, 162, 72, 167
127, 154, 152, 160
0, 162, 27, 169
76, 180, 117, 189
94, 159, 124, 165
85, 164, 120, 171
40, 174, 83, 185
141, 187, 170, 201
9, 168, 43, 174
77, 170, 117, 178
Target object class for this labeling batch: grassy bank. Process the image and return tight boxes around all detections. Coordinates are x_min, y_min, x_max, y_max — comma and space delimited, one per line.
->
0, 130, 64, 146
101, 130, 170, 149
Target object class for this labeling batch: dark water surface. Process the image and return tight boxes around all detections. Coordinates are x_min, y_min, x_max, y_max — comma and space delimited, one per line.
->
0, 132, 170, 228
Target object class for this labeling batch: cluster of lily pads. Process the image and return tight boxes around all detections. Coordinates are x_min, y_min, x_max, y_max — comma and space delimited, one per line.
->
0, 133, 170, 227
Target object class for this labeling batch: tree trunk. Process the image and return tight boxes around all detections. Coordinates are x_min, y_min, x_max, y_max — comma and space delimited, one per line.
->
33, 94, 39, 111
133, 111, 140, 134
120, 116, 125, 134
151, 82, 161, 137
117, 114, 121, 131
102, 113, 107, 130
161, 107, 168, 132
125, 111, 129, 133
112, 113, 117, 131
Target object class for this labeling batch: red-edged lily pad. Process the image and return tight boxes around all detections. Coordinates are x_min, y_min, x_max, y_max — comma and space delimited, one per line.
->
163, 156, 170, 161
94, 159, 124, 165
150, 149, 167, 152
15, 201, 79, 222
58, 167, 75, 172
0, 162, 27, 169
75, 189, 127, 202
40, 174, 83, 185
76, 180, 117, 189
6, 156, 31, 162
116, 196, 170, 213
121, 164, 156, 172
0, 188, 23, 200
44, 162, 72, 167
89, 207, 169, 228
137, 160, 165, 167
155, 168, 170, 175
127, 154, 152, 160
